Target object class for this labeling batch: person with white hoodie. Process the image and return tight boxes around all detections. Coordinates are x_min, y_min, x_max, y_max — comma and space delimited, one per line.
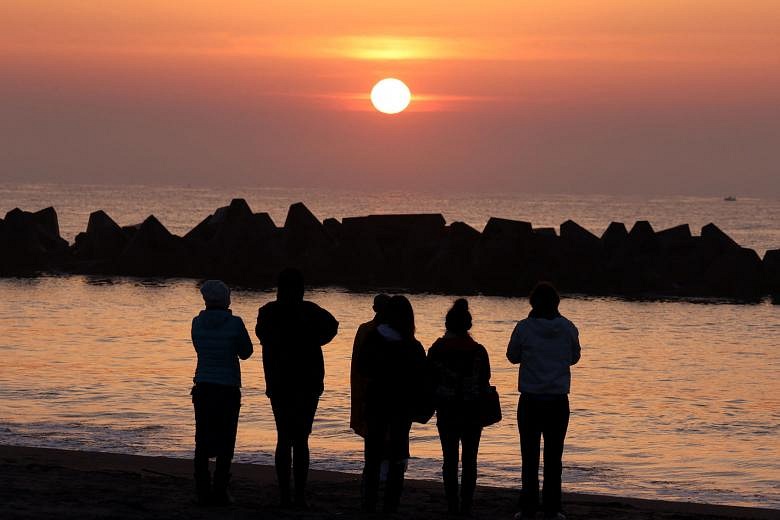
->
507, 282, 581, 520
191, 280, 254, 506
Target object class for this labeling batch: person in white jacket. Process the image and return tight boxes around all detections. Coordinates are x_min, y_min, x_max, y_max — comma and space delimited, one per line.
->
507, 282, 581, 520
191, 280, 253, 506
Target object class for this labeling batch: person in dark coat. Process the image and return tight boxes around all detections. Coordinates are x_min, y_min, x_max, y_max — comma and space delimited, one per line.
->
350, 293, 390, 438
255, 268, 339, 508
507, 282, 581, 520
358, 295, 427, 513
427, 298, 492, 516
191, 280, 254, 505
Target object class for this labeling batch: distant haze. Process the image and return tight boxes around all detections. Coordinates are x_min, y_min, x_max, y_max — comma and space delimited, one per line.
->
1, 1, 779, 196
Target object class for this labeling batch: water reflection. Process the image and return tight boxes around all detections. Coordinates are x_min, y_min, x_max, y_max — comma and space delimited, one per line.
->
0, 275, 778, 508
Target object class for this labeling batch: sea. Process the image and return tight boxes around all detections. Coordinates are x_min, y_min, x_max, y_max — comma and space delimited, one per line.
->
0, 184, 778, 509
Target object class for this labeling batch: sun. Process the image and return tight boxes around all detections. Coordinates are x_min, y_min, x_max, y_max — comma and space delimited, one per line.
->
370, 78, 411, 114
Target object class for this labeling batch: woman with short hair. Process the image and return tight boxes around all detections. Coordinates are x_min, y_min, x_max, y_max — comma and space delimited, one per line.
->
507, 282, 581, 520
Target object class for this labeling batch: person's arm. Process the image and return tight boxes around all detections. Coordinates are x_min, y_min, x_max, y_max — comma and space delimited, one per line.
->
506, 322, 524, 364
411, 340, 431, 406
570, 323, 582, 366
254, 307, 265, 343
425, 342, 439, 384
480, 345, 492, 387
191, 317, 198, 351
413, 340, 427, 381
235, 317, 254, 360
351, 323, 368, 380
305, 303, 338, 347
357, 331, 380, 379
316, 307, 339, 346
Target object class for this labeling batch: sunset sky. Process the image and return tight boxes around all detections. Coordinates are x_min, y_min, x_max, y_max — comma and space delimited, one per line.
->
1, 1, 779, 195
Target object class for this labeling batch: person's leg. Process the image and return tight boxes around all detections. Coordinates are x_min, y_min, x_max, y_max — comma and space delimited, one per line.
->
292, 393, 319, 507
192, 385, 212, 504
292, 433, 311, 506
437, 423, 461, 514
542, 397, 570, 518
383, 419, 411, 513
271, 396, 293, 506
193, 449, 211, 504
519, 395, 542, 516
213, 387, 241, 505
362, 416, 387, 512
460, 425, 482, 516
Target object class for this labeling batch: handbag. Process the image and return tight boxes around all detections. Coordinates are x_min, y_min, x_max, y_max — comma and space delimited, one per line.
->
479, 385, 502, 427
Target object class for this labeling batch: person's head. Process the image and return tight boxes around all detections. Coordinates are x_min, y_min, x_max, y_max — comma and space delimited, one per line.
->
372, 293, 391, 322
529, 281, 560, 318
387, 295, 415, 339
277, 267, 304, 303
445, 298, 472, 335
200, 279, 231, 310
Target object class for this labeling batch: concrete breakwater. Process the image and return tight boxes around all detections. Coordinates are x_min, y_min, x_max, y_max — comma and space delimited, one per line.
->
1, 199, 778, 299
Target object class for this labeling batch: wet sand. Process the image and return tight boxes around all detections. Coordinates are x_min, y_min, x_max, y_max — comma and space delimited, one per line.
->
0, 445, 776, 519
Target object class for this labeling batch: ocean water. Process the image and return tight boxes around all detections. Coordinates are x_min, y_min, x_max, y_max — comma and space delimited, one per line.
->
0, 184, 779, 509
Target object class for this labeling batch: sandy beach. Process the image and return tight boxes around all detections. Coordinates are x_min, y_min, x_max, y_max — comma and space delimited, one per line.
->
1, 445, 776, 520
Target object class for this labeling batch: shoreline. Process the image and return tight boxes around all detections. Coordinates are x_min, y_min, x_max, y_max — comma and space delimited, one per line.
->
1, 445, 777, 519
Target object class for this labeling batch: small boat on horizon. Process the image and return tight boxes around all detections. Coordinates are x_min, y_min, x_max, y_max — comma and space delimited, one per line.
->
724, 196, 737, 202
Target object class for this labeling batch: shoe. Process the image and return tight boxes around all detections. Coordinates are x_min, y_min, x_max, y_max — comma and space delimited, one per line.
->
294, 494, 310, 510
211, 472, 234, 506
211, 488, 234, 506
194, 472, 211, 506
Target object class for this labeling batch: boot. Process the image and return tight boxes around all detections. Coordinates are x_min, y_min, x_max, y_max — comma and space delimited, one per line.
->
383, 462, 406, 513
212, 471, 234, 506
460, 495, 473, 518
294, 490, 309, 510
443, 473, 459, 514
194, 471, 211, 506
361, 469, 379, 513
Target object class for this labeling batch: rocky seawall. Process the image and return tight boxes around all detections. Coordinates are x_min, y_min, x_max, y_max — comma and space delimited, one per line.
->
1, 199, 778, 299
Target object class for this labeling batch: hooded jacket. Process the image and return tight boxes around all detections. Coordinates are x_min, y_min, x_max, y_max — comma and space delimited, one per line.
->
192, 309, 254, 387
255, 300, 338, 397
506, 316, 580, 395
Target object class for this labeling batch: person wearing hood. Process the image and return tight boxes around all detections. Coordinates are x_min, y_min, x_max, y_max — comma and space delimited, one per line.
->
191, 280, 254, 506
427, 298, 492, 516
255, 268, 339, 509
507, 282, 581, 520
350, 293, 391, 438
357, 295, 427, 514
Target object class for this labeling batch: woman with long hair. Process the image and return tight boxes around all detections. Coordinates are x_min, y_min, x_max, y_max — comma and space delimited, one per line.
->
358, 295, 427, 513
428, 298, 492, 516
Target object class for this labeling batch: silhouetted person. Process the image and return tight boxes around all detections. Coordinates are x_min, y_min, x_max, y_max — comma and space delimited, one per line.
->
507, 282, 581, 520
350, 293, 391, 438
358, 295, 427, 513
427, 298, 492, 516
255, 268, 338, 508
191, 280, 254, 506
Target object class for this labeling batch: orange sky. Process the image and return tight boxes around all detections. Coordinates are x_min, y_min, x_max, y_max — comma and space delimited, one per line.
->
1, 1, 779, 194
